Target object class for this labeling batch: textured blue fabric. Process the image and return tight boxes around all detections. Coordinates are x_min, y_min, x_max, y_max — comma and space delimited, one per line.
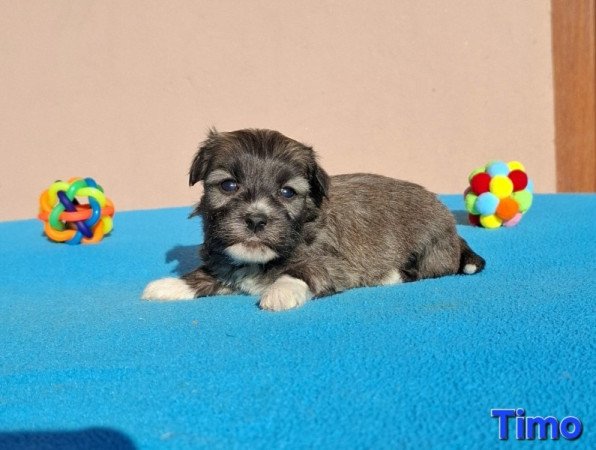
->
0, 195, 594, 449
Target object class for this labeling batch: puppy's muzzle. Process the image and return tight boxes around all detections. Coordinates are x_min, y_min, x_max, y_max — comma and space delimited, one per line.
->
245, 213, 268, 233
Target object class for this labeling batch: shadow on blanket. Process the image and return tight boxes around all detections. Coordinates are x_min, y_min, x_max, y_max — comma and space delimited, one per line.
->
0, 428, 136, 450
166, 244, 203, 276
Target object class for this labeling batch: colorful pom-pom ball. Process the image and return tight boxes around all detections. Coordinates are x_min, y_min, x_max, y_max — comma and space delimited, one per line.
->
464, 161, 533, 228
38, 177, 115, 244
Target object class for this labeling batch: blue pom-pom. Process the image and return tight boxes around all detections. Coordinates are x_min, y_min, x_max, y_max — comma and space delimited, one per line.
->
486, 161, 510, 177
475, 192, 500, 215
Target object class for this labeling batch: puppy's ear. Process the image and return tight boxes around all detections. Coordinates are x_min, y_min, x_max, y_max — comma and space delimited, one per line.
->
189, 128, 220, 186
307, 157, 330, 207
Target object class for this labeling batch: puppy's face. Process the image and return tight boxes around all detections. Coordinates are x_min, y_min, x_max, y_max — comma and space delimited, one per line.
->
190, 129, 329, 264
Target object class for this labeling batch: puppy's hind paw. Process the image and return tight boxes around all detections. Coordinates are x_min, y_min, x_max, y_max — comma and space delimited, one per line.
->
259, 275, 312, 311
141, 277, 196, 301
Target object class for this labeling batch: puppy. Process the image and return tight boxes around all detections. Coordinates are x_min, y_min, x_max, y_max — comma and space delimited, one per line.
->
142, 128, 485, 311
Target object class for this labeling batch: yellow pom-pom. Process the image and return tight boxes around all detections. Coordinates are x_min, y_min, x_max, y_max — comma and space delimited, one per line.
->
507, 161, 525, 172
489, 175, 514, 199
480, 214, 503, 229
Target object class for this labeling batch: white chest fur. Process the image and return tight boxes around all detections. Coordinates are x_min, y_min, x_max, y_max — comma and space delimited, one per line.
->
225, 264, 272, 295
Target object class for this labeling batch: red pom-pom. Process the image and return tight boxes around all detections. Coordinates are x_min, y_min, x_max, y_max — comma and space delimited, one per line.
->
470, 172, 491, 195
508, 170, 528, 191
468, 213, 481, 226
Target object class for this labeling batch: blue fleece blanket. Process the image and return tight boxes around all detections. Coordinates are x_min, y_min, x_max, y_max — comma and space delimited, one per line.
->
0, 195, 594, 449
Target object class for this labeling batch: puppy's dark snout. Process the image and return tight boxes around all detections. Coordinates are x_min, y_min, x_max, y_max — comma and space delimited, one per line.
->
245, 213, 268, 233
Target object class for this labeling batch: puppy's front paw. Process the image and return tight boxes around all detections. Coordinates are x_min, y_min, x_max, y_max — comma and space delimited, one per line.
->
142, 277, 196, 301
259, 275, 312, 311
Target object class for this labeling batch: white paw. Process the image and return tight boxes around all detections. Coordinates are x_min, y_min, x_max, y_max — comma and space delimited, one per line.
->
379, 269, 403, 285
463, 264, 478, 274
259, 275, 312, 311
141, 277, 196, 301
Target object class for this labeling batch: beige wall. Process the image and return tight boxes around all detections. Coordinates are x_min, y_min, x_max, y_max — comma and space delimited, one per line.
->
0, 0, 555, 221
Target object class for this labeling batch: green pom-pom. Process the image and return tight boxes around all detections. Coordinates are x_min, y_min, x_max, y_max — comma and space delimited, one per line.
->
512, 189, 533, 212
464, 192, 479, 214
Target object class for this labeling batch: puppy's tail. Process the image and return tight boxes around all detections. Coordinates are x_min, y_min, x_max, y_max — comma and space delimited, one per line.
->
458, 237, 486, 275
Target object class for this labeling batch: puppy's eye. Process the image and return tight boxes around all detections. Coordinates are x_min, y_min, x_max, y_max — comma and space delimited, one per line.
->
280, 186, 296, 199
220, 179, 239, 193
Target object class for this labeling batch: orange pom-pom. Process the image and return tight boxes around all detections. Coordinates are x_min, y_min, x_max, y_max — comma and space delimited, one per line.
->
496, 197, 519, 221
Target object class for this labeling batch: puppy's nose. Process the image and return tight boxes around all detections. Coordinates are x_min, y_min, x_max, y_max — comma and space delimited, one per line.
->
245, 214, 268, 233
